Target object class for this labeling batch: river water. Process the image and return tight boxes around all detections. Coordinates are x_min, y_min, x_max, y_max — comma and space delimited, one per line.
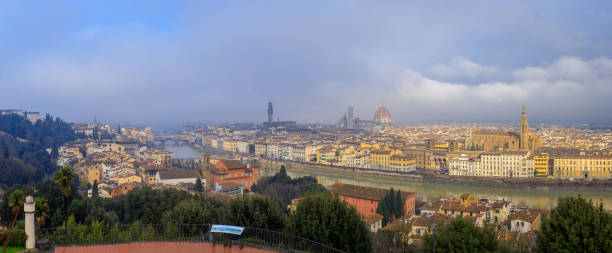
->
165, 144, 612, 210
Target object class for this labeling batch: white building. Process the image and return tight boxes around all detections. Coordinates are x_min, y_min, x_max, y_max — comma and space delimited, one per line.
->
291, 145, 306, 162
25, 112, 40, 123
480, 151, 533, 178
254, 143, 267, 157
510, 210, 541, 233
237, 140, 250, 154
449, 154, 481, 176
280, 144, 292, 160
156, 170, 202, 185
266, 144, 280, 159
305, 145, 318, 163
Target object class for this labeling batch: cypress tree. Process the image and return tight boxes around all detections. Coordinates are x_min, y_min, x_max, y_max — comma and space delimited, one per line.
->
92, 180, 99, 197
194, 178, 203, 192
395, 189, 404, 217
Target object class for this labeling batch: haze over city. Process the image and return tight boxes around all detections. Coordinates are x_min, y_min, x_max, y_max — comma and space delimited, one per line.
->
3, 2, 612, 252
2, 1, 612, 126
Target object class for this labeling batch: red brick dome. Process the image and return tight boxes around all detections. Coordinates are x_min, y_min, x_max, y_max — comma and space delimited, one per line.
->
374, 105, 391, 123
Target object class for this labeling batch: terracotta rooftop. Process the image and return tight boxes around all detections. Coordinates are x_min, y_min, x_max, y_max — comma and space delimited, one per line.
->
472, 130, 517, 136
361, 214, 383, 226
219, 159, 245, 170
382, 218, 412, 233
440, 201, 488, 213
331, 183, 414, 201
411, 213, 450, 228
510, 209, 541, 223
158, 169, 200, 180
54, 242, 277, 253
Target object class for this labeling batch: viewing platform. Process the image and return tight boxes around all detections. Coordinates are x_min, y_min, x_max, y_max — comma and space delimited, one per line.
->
37, 224, 344, 253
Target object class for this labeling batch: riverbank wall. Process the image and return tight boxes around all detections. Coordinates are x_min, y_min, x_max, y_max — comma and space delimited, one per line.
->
260, 159, 424, 182
421, 173, 612, 192
260, 159, 612, 192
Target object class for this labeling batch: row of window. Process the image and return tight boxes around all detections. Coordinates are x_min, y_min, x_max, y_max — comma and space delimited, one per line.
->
557, 160, 612, 165
554, 167, 612, 171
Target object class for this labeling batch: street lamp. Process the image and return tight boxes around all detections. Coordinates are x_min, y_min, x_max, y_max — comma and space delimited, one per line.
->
431, 222, 437, 253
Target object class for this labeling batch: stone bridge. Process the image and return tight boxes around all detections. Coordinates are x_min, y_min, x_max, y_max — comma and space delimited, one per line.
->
151, 134, 194, 145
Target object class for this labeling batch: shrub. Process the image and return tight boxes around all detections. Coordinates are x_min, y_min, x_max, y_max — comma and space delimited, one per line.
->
0, 229, 27, 247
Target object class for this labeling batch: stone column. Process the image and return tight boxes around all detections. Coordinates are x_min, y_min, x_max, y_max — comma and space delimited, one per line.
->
24, 195, 35, 249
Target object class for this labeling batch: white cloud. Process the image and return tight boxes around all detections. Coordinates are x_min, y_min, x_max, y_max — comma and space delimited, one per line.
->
427, 57, 498, 79
383, 56, 612, 122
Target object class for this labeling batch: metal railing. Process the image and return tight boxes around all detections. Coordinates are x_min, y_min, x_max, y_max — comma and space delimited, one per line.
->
38, 224, 344, 253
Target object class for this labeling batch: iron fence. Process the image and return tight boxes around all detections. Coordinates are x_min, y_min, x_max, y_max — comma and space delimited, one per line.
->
38, 224, 344, 253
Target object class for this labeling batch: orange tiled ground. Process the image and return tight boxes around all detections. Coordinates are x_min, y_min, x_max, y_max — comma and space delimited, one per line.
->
54, 241, 276, 253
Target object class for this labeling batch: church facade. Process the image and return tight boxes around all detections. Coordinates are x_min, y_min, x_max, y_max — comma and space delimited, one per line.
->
467, 106, 540, 152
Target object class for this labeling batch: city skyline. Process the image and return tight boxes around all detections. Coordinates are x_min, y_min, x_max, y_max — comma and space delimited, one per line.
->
1, 1, 612, 126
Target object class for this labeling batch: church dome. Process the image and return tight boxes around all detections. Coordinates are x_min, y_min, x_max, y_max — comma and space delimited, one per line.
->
374, 105, 392, 123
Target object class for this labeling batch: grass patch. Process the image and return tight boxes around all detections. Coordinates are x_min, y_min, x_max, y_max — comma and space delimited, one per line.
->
4, 246, 25, 253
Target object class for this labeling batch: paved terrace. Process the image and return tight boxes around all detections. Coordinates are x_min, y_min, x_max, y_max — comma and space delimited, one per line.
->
37, 224, 344, 253
55, 241, 275, 253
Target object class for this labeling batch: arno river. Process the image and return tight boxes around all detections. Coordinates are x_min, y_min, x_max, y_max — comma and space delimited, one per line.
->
165, 144, 612, 210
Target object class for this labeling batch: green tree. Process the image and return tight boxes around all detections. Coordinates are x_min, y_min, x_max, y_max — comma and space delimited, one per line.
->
286, 194, 372, 253
377, 188, 404, 226
275, 165, 290, 184
161, 198, 220, 234
194, 178, 203, 193
92, 180, 99, 197
422, 217, 498, 253
54, 166, 75, 225
536, 195, 612, 253
87, 220, 104, 244
34, 197, 50, 231
3, 190, 25, 253
223, 194, 286, 231
2, 147, 8, 159
35, 179, 79, 227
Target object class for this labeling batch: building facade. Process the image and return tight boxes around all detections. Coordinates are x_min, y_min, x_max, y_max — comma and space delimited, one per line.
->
210, 159, 261, 190
534, 153, 551, 178
449, 154, 480, 176
369, 150, 391, 171
467, 106, 540, 153
332, 183, 416, 218
480, 151, 533, 178
553, 155, 612, 179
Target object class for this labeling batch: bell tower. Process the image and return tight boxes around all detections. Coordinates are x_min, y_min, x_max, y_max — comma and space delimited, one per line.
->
520, 105, 528, 150
267, 102, 274, 123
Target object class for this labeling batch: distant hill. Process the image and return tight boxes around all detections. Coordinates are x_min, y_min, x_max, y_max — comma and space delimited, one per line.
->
0, 113, 76, 187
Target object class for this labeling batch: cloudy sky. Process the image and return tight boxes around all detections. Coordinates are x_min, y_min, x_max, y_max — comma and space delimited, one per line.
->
1, 1, 612, 127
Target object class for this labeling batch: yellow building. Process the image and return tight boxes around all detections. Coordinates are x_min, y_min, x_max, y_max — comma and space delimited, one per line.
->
369, 150, 391, 171
360, 142, 380, 149
390, 155, 417, 173
553, 155, 612, 179
87, 168, 101, 185
439, 194, 511, 225
222, 140, 238, 152
153, 149, 173, 165
109, 174, 142, 185
534, 153, 550, 178
317, 147, 338, 165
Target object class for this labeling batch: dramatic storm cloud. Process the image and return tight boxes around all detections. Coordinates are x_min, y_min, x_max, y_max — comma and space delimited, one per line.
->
1, 1, 612, 126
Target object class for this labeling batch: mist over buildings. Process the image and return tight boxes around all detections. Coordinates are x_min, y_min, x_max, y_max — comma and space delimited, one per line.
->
1, 1, 612, 126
